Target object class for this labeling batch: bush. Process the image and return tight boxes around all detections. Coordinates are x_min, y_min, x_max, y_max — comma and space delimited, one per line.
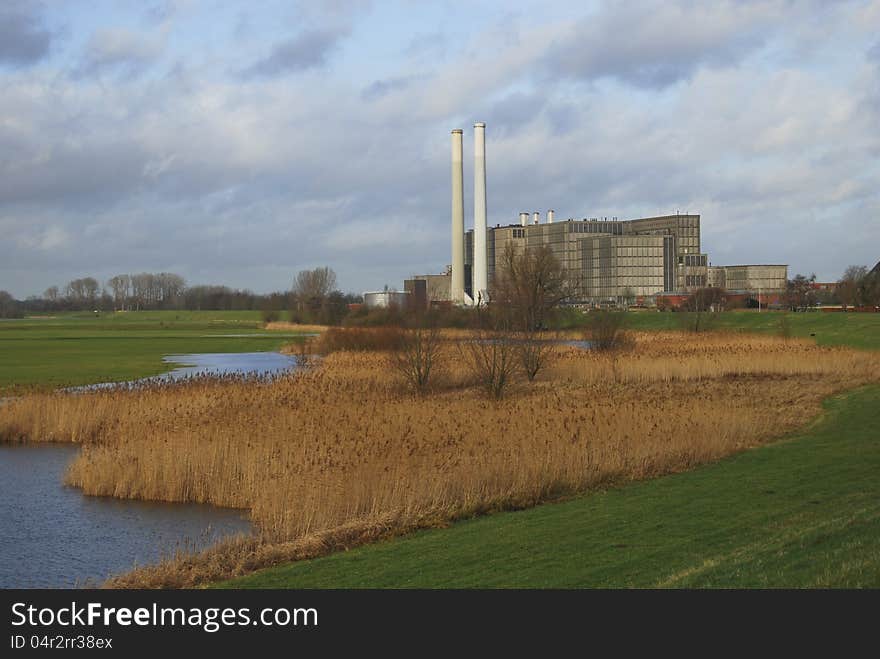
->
586, 310, 628, 351
518, 333, 556, 382
391, 322, 443, 394
316, 326, 404, 354
461, 329, 519, 399
261, 308, 280, 324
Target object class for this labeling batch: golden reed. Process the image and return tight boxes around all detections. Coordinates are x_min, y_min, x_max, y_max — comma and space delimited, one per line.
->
2, 331, 878, 587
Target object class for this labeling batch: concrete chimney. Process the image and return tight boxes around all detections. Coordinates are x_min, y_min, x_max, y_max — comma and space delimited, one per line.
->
473, 123, 488, 304
450, 129, 465, 304
533, 211, 540, 225
547, 209, 555, 223
519, 212, 528, 226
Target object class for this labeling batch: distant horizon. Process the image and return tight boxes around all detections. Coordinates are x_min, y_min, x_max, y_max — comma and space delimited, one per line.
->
2, 1, 878, 298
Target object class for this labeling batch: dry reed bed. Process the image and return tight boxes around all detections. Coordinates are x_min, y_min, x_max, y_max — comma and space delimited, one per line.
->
1, 332, 878, 587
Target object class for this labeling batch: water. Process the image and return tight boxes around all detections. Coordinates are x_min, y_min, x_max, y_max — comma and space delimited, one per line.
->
0, 443, 252, 588
157, 352, 299, 380
78, 351, 300, 390
1, 352, 303, 587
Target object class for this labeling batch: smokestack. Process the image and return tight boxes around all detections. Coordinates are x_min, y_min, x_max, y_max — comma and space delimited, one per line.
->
450, 129, 465, 304
473, 122, 488, 304
519, 212, 528, 226
547, 209, 555, 223
533, 211, 540, 225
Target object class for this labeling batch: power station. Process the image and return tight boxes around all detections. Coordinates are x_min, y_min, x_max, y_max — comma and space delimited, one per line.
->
400, 123, 788, 309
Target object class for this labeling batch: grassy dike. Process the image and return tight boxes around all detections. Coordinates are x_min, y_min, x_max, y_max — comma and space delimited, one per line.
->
217, 312, 880, 589
0, 311, 297, 391
623, 310, 880, 350
217, 384, 880, 588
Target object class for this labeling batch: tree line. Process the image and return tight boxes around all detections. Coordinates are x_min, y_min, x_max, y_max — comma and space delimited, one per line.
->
0, 267, 361, 318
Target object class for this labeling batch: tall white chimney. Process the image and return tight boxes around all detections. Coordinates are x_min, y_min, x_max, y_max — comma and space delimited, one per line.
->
547, 209, 555, 223
519, 212, 528, 226
450, 129, 465, 304
473, 122, 488, 304
533, 211, 540, 225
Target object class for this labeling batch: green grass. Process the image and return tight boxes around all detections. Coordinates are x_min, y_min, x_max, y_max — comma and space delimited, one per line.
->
623, 310, 880, 350
0, 310, 302, 391
218, 383, 880, 588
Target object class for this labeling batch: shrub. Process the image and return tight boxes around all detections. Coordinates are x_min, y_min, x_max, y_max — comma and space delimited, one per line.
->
261, 308, 280, 324
391, 323, 443, 394
317, 326, 404, 354
586, 310, 628, 351
461, 329, 519, 399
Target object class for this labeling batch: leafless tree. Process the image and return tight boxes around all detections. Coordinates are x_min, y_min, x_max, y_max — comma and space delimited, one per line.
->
517, 331, 557, 382
107, 274, 131, 311
785, 273, 817, 311
838, 265, 868, 308
43, 286, 59, 303
391, 316, 443, 394
65, 277, 99, 307
0, 290, 20, 318
491, 243, 569, 381
461, 307, 519, 399
679, 287, 724, 332
492, 243, 570, 331
292, 267, 338, 320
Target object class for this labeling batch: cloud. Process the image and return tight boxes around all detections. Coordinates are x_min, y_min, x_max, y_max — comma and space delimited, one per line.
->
78, 28, 164, 78
361, 75, 418, 101
1, 1, 878, 298
0, 1, 51, 67
242, 29, 347, 77
541, 1, 781, 88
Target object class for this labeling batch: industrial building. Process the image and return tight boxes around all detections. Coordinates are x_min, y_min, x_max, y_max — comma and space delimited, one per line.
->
404, 123, 788, 308
464, 213, 705, 303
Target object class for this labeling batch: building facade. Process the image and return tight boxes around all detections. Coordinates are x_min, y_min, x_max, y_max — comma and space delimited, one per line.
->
708, 264, 788, 294
464, 213, 708, 303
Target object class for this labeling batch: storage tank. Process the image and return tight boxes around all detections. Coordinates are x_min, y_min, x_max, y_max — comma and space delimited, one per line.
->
363, 291, 411, 309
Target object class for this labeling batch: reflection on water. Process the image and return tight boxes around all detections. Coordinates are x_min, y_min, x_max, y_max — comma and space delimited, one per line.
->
76, 351, 300, 391
0, 444, 252, 588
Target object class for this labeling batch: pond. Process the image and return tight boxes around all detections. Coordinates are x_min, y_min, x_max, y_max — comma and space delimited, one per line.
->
1, 351, 303, 588
0, 443, 251, 588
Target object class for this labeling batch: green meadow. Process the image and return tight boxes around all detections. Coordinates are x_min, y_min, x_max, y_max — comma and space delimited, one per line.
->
0, 311, 298, 392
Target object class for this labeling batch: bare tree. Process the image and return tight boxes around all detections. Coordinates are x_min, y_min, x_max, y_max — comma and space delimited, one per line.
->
518, 332, 556, 382
107, 274, 131, 311
292, 267, 338, 320
391, 316, 443, 394
838, 265, 868, 308
679, 287, 724, 332
492, 243, 570, 331
492, 243, 569, 381
43, 286, 59, 303
786, 273, 817, 311
0, 290, 20, 318
461, 308, 519, 399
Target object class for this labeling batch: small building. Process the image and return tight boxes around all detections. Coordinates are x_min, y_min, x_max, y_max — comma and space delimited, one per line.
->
363, 290, 410, 309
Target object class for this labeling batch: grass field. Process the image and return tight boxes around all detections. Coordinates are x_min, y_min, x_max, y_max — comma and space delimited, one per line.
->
217, 383, 880, 588
624, 310, 880, 350
0, 311, 299, 391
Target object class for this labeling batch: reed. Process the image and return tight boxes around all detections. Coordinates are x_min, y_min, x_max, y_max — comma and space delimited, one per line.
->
2, 332, 878, 587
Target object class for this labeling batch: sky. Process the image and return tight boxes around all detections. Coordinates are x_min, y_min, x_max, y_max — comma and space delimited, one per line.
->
1, 0, 879, 298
